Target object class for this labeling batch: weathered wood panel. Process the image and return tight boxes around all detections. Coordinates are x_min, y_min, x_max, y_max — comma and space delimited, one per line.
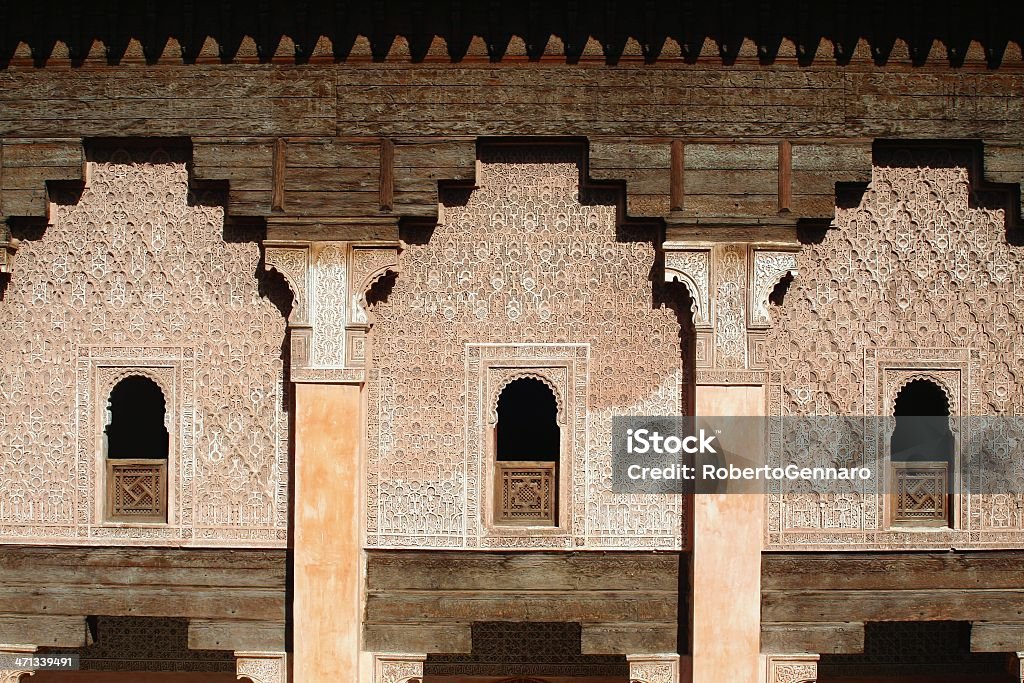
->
187, 619, 286, 651
364, 624, 472, 654
0, 615, 89, 648
762, 552, 1024, 591
761, 622, 864, 655
581, 623, 677, 655
762, 552, 1024, 635
365, 551, 681, 655
0, 546, 286, 622
971, 622, 1024, 653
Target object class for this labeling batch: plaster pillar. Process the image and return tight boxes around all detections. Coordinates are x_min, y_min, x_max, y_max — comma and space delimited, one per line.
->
1012, 652, 1024, 683
692, 385, 765, 683
293, 382, 363, 682
664, 237, 798, 683
0, 645, 36, 683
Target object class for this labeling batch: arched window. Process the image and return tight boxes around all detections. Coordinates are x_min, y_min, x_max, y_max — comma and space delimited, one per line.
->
890, 379, 954, 528
494, 377, 560, 526
104, 376, 169, 522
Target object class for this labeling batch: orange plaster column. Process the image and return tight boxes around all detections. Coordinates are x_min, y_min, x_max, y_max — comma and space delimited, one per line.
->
691, 384, 765, 683
293, 382, 363, 682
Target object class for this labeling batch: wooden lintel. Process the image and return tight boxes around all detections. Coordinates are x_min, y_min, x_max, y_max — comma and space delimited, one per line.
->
0, 615, 90, 648
264, 216, 400, 242
664, 224, 802, 248
778, 139, 792, 213
188, 619, 286, 652
379, 138, 395, 212
971, 622, 1024, 653
761, 621, 864, 655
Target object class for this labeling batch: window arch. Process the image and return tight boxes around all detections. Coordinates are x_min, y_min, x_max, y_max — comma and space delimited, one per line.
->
496, 377, 560, 462
493, 377, 560, 526
890, 378, 954, 528
104, 375, 169, 522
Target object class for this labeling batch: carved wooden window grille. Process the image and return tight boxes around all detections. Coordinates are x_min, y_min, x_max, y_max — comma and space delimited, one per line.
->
107, 459, 168, 522
496, 461, 556, 525
893, 461, 948, 526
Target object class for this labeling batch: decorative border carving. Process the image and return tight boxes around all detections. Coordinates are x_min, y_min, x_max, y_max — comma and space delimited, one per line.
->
235, 651, 286, 683
467, 344, 588, 547
663, 246, 711, 328
76, 347, 192, 542
767, 654, 819, 683
373, 653, 425, 683
628, 653, 680, 683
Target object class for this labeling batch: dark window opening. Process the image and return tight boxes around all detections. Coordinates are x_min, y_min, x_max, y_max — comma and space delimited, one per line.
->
891, 379, 953, 463
106, 376, 168, 460
496, 377, 559, 462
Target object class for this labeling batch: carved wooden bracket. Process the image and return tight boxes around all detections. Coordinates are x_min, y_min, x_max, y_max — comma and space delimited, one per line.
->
0, 644, 37, 683
235, 650, 287, 683
372, 652, 426, 683
766, 654, 819, 683
627, 653, 680, 683
663, 239, 799, 376
263, 237, 401, 384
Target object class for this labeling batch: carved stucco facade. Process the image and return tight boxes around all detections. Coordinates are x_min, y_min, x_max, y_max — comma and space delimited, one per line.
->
366, 147, 687, 550
0, 149, 289, 546
765, 148, 1024, 550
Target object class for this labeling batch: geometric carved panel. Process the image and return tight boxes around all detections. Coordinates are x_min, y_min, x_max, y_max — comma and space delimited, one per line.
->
0, 150, 288, 546
366, 146, 686, 551
765, 148, 1024, 549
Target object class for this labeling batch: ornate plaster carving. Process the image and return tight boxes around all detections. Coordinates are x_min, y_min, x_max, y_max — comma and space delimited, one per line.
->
664, 246, 711, 328
263, 243, 310, 325
373, 653, 425, 683
767, 654, 819, 683
765, 149, 1024, 549
1014, 652, 1023, 683
235, 651, 286, 683
627, 653, 680, 683
0, 645, 36, 683
0, 151, 288, 546
750, 248, 798, 328
366, 147, 685, 551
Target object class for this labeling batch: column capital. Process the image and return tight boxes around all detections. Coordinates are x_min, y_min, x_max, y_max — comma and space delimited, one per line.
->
263, 237, 402, 385
235, 650, 287, 683
628, 652, 681, 683
372, 652, 426, 683
766, 653, 820, 683
0, 644, 37, 683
